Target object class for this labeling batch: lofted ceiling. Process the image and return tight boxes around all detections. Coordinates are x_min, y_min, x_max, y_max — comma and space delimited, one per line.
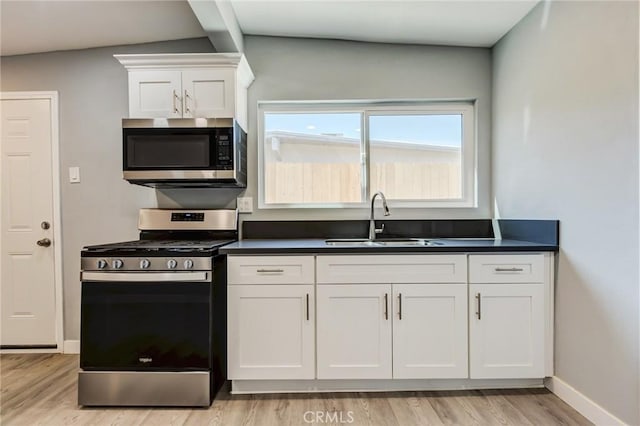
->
0, 0, 539, 57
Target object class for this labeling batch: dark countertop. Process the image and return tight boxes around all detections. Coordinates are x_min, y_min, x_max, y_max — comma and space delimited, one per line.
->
219, 238, 558, 254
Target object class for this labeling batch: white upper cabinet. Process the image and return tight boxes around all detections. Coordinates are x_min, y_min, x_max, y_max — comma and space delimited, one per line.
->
115, 53, 254, 130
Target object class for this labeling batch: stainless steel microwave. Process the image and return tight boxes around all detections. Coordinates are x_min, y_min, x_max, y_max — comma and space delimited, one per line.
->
122, 118, 247, 188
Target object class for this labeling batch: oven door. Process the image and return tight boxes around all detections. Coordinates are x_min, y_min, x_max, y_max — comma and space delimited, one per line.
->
80, 271, 211, 371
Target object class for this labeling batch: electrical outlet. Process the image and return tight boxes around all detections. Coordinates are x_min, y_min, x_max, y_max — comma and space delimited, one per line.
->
237, 197, 253, 213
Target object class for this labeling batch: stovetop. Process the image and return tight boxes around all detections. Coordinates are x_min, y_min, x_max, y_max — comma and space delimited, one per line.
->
83, 239, 235, 253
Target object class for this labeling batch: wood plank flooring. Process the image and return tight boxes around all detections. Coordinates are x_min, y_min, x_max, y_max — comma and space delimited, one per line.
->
1, 354, 591, 426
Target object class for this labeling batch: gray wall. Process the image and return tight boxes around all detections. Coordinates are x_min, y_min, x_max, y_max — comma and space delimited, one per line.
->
238, 35, 492, 222
0, 38, 215, 340
492, 1, 639, 424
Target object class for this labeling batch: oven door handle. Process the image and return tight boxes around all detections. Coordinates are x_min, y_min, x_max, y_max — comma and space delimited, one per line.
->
81, 271, 210, 282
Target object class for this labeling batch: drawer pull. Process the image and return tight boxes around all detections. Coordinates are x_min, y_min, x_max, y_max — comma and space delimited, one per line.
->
256, 268, 284, 273
476, 293, 482, 320
494, 267, 524, 272
398, 293, 403, 320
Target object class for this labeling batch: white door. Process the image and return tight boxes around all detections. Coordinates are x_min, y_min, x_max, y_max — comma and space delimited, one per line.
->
393, 284, 468, 379
182, 69, 235, 118
1, 97, 57, 347
316, 284, 392, 379
469, 283, 545, 379
128, 70, 182, 118
228, 285, 314, 379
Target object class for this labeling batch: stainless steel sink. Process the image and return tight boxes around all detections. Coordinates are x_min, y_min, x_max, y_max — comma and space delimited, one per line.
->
325, 239, 379, 246
325, 238, 443, 246
375, 238, 443, 246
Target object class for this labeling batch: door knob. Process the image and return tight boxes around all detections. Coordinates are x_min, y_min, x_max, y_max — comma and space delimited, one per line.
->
37, 238, 51, 247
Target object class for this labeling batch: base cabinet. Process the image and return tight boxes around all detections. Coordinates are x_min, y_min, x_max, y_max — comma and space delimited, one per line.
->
228, 253, 553, 387
392, 284, 468, 379
227, 256, 315, 380
469, 283, 545, 379
316, 284, 392, 379
228, 284, 315, 380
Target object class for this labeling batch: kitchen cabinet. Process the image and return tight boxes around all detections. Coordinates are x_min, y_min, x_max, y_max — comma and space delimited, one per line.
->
392, 284, 468, 379
316, 284, 392, 379
468, 254, 546, 379
227, 256, 314, 380
115, 53, 254, 130
316, 255, 468, 380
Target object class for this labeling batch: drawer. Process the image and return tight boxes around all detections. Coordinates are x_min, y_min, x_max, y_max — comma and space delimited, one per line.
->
468, 254, 545, 283
228, 256, 314, 285
316, 255, 467, 284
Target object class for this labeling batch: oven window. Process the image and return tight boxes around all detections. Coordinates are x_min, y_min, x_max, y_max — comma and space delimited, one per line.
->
126, 134, 210, 168
80, 282, 210, 370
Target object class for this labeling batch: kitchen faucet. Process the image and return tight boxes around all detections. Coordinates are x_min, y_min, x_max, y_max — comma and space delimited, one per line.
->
369, 191, 390, 240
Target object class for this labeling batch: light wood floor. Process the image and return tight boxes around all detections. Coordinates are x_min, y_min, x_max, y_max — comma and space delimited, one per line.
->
1, 354, 591, 426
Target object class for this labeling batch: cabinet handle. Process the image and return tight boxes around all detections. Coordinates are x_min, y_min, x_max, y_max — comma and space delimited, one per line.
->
172, 90, 179, 114
495, 267, 524, 272
476, 293, 482, 320
256, 268, 284, 273
184, 90, 191, 114
398, 293, 402, 320
384, 293, 388, 320
306, 293, 310, 321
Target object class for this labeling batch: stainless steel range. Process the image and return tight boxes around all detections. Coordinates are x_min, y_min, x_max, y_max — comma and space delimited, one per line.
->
78, 209, 237, 407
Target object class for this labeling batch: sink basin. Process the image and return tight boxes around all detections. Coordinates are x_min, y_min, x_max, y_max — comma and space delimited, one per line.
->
375, 238, 443, 246
325, 239, 379, 246
325, 238, 443, 247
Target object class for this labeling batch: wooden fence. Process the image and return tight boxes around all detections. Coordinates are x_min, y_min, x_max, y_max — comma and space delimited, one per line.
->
264, 162, 460, 204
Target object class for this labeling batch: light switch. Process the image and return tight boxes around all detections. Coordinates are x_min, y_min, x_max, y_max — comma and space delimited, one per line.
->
69, 166, 80, 183
237, 197, 253, 213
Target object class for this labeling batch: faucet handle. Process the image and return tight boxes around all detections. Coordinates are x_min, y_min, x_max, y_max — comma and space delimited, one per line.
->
375, 223, 385, 235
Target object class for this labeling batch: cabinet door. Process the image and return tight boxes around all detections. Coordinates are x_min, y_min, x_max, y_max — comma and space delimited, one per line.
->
228, 285, 314, 380
393, 284, 468, 379
316, 284, 392, 379
128, 70, 182, 118
182, 69, 235, 118
469, 284, 545, 378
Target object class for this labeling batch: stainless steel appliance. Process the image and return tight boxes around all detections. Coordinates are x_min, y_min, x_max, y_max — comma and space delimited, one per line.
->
78, 209, 237, 407
122, 118, 247, 188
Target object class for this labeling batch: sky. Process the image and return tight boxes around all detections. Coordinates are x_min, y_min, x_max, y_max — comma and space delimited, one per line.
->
265, 112, 462, 147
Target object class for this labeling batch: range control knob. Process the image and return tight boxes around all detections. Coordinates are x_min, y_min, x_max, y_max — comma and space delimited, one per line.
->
112, 259, 124, 269
167, 259, 178, 269
183, 259, 194, 270
97, 259, 108, 269
140, 259, 151, 269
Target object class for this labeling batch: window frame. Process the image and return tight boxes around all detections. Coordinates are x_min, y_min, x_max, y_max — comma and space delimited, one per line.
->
257, 100, 477, 209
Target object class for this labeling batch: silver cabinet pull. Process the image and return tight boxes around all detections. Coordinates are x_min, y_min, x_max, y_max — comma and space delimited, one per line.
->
172, 90, 180, 114
306, 293, 310, 321
476, 293, 481, 320
384, 293, 388, 320
256, 268, 284, 273
184, 90, 191, 114
398, 293, 402, 320
495, 267, 524, 272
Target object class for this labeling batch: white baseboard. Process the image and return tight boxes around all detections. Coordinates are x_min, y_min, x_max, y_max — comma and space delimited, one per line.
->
545, 376, 627, 426
63, 340, 80, 354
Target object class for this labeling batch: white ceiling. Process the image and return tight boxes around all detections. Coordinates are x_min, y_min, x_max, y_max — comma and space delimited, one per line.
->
0, 1, 206, 56
0, 0, 539, 57
230, 0, 539, 48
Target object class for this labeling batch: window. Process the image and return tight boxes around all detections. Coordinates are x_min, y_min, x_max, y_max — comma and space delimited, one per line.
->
259, 101, 475, 208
